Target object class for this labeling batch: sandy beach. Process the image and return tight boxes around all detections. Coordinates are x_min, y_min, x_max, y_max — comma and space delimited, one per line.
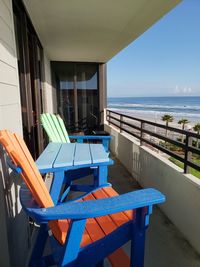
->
110, 108, 199, 130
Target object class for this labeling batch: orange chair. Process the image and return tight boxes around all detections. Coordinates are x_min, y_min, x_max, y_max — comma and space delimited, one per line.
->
0, 129, 165, 267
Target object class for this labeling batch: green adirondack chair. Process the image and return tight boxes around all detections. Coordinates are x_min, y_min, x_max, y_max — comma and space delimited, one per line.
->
40, 113, 111, 151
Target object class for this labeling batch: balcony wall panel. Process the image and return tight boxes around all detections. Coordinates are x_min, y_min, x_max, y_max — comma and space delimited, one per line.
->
105, 123, 200, 255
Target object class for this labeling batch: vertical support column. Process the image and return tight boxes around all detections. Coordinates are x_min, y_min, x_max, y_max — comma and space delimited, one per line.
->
184, 135, 192, 173
74, 64, 78, 131
99, 64, 107, 126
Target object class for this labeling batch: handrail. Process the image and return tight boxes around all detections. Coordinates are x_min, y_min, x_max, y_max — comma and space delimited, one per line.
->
106, 109, 200, 174
107, 109, 200, 138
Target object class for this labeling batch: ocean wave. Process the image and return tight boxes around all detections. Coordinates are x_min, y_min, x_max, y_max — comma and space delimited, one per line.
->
108, 103, 200, 110
109, 108, 200, 121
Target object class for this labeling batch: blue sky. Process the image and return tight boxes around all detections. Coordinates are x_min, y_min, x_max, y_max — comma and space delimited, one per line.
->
107, 0, 200, 97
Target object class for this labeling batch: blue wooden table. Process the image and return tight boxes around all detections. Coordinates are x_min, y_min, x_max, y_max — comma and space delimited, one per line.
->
36, 143, 113, 204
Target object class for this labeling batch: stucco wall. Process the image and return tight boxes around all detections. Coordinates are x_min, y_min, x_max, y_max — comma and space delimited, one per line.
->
105, 123, 200, 255
0, 0, 29, 266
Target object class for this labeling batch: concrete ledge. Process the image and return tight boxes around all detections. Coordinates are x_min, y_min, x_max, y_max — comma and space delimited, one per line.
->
105, 123, 200, 255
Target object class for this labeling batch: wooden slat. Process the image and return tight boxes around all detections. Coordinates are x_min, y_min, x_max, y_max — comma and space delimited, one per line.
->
53, 143, 75, 168
83, 194, 117, 234
41, 113, 58, 142
78, 199, 102, 247
83, 189, 130, 267
14, 133, 54, 206
74, 143, 91, 166
102, 187, 134, 220
108, 249, 130, 267
50, 219, 93, 248
51, 114, 67, 143
36, 143, 61, 170
93, 189, 130, 227
46, 113, 62, 142
79, 198, 106, 243
89, 144, 109, 164
56, 114, 70, 143
0, 130, 54, 208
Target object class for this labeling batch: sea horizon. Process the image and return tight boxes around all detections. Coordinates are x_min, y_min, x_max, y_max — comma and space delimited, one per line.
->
107, 96, 200, 124
108, 95, 200, 98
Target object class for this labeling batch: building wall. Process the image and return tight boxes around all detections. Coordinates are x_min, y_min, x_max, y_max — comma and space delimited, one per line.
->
43, 53, 53, 113
0, 0, 22, 134
0, 0, 29, 266
105, 123, 200, 255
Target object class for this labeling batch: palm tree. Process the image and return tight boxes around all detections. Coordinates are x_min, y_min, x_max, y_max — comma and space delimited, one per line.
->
193, 123, 200, 148
178, 118, 189, 143
161, 114, 174, 138
178, 118, 189, 130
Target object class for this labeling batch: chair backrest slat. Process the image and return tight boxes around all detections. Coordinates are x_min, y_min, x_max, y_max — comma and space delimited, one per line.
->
0, 130, 54, 207
56, 115, 70, 143
40, 113, 58, 142
0, 130, 67, 244
51, 114, 68, 143
41, 113, 70, 143
46, 113, 62, 142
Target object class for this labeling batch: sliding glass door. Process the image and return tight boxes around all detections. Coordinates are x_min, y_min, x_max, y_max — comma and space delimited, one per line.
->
13, 0, 44, 158
52, 62, 99, 132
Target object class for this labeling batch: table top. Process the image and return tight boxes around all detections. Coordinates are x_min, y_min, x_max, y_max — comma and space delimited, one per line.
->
36, 142, 111, 171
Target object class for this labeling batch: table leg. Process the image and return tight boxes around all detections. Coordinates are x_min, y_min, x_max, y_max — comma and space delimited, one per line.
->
50, 170, 65, 204
94, 166, 108, 187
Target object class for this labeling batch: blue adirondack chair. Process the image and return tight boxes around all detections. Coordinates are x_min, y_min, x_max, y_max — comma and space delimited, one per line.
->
40, 113, 111, 152
40, 113, 112, 191
0, 130, 165, 267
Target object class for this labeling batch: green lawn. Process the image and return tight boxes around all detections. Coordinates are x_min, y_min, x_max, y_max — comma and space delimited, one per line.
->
169, 157, 200, 178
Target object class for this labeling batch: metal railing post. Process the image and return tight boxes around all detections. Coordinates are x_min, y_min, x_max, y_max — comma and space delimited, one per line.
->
140, 122, 144, 146
119, 114, 123, 133
108, 110, 110, 125
184, 134, 192, 173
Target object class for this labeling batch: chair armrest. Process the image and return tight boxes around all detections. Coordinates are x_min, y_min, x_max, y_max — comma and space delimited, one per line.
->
21, 186, 165, 223
69, 135, 111, 140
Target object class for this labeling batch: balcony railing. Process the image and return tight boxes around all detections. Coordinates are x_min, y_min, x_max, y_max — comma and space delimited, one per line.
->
106, 109, 200, 174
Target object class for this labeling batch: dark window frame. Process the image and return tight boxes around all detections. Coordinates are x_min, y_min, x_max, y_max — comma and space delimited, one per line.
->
51, 61, 100, 133
13, 0, 44, 158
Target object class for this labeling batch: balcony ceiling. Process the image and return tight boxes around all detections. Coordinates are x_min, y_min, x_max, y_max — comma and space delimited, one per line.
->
23, 0, 181, 62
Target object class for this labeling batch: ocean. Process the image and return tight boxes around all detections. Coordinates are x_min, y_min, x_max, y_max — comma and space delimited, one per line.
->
108, 96, 200, 124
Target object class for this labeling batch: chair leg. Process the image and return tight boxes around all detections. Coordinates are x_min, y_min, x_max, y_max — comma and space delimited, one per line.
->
28, 225, 48, 267
130, 208, 147, 267
59, 219, 86, 267
95, 260, 104, 267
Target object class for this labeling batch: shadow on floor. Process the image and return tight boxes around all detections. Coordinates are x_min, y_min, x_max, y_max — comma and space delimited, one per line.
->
107, 156, 200, 267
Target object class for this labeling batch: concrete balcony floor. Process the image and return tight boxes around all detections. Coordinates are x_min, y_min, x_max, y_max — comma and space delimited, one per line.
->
105, 155, 200, 267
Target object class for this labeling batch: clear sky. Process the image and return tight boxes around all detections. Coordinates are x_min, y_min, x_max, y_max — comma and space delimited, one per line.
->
107, 0, 200, 97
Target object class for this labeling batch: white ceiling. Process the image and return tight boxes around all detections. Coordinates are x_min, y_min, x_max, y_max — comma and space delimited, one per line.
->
23, 0, 181, 62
